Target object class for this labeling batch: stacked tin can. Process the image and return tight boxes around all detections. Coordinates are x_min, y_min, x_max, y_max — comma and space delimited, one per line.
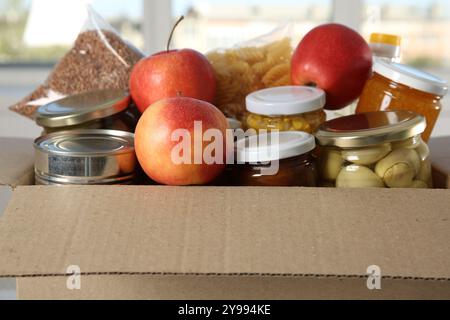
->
33, 89, 139, 185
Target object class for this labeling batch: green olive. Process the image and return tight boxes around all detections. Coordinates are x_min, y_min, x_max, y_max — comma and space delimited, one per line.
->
375, 148, 421, 188
416, 158, 433, 188
336, 165, 385, 188
341, 144, 392, 165
320, 149, 344, 181
413, 141, 430, 161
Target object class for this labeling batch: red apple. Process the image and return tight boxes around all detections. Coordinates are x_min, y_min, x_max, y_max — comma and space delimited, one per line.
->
135, 97, 230, 186
130, 49, 216, 113
291, 23, 373, 110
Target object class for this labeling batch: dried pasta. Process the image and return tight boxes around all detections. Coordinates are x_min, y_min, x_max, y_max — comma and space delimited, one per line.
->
206, 37, 293, 120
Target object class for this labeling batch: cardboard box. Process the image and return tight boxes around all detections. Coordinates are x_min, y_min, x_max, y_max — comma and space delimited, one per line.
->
429, 137, 450, 189
0, 137, 449, 300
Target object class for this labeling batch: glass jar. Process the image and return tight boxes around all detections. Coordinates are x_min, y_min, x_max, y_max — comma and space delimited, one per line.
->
235, 131, 318, 187
356, 61, 448, 142
316, 111, 433, 189
369, 33, 402, 63
36, 89, 138, 134
210, 118, 243, 186
227, 118, 243, 131
245, 86, 326, 134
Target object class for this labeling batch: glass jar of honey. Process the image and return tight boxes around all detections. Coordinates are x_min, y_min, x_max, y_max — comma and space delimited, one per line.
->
245, 86, 326, 134
316, 111, 432, 189
36, 89, 139, 134
356, 61, 448, 141
235, 131, 318, 187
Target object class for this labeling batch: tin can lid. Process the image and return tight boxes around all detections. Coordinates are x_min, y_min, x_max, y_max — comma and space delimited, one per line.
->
373, 61, 448, 96
246, 86, 326, 116
36, 89, 130, 128
315, 111, 426, 148
236, 131, 316, 163
34, 129, 134, 157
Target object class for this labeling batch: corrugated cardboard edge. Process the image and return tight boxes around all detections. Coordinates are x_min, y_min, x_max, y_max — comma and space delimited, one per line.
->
0, 137, 35, 188
16, 275, 450, 300
4, 272, 450, 282
0, 186, 13, 216
430, 137, 450, 189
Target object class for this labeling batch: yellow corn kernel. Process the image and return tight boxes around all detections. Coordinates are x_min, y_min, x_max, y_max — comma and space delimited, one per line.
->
292, 117, 308, 130
303, 123, 313, 133
247, 114, 262, 129
266, 117, 284, 131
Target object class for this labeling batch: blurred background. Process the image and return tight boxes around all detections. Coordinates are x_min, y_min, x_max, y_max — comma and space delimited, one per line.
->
0, 0, 449, 300
0, 0, 449, 139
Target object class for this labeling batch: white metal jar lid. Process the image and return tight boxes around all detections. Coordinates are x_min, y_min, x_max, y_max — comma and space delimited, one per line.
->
373, 61, 448, 96
246, 86, 326, 116
236, 131, 316, 163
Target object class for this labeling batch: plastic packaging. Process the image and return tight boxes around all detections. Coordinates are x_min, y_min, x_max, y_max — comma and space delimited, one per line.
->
206, 24, 294, 121
10, 5, 144, 119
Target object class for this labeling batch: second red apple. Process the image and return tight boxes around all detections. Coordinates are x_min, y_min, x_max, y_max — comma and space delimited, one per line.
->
291, 23, 373, 110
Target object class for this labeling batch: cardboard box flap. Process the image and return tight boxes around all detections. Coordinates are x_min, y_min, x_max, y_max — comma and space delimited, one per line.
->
430, 137, 450, 188
0, 186, 449, 279
0, 137, 34, 187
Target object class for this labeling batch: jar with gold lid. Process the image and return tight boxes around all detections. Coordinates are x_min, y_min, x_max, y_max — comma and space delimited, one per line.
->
316, 111, 432, 189
36, 89, 139, 133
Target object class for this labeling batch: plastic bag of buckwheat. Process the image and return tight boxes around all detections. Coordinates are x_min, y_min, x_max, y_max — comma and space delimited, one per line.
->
9, 5, 144, 119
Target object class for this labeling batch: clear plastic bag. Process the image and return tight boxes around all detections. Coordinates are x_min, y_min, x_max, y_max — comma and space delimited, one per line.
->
10, 5, 144, 119
206, 24, 294, 120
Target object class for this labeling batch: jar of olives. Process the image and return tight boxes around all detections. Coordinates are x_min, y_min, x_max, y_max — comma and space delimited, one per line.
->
316, 111, 432, 189
36, 89, 138, 134
245, 86, 327, 134
235, 131, 318, 187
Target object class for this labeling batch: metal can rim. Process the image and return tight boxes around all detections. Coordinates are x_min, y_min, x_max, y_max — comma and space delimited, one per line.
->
35, 89, 131, 128
34, 129, 135, 157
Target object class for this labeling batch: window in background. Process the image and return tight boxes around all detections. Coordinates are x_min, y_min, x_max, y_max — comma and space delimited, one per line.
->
171, 0, 332, 53
362, 0, 450, 73
0, 0, 143, 64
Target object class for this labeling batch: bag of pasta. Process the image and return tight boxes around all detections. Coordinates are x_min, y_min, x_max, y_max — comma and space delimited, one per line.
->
206, 24, 294, 121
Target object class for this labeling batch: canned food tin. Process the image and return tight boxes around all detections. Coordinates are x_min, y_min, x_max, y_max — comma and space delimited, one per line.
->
34, 129, 137, 185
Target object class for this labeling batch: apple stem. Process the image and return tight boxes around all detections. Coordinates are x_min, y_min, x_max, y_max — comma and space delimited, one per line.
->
167, 16, 185, 52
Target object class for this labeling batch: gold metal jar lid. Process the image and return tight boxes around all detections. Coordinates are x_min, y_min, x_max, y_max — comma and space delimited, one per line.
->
36, 89, 130, 128
315, 111, 426, 148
